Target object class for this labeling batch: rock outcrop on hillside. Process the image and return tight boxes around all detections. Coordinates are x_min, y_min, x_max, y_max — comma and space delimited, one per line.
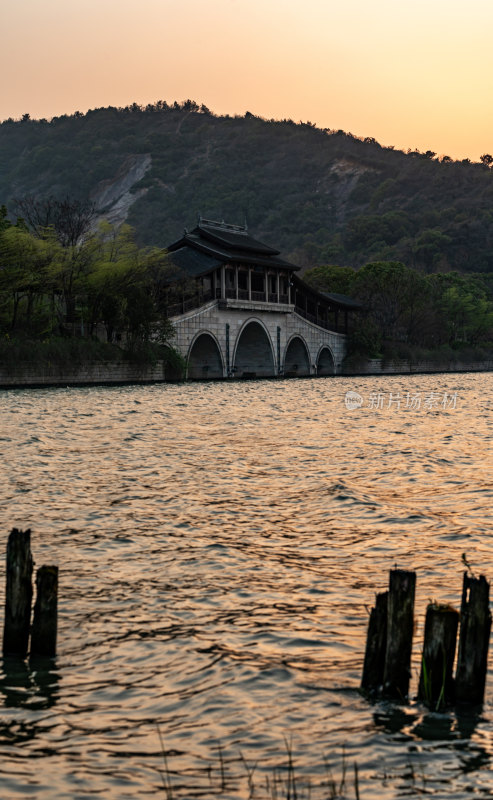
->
92, 153, 152, 227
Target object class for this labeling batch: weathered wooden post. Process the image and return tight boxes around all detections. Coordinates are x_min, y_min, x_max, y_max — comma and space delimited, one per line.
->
418, 603, 459, 709
3, 528, 33, 657
455, 573, 491, 705
30, 566, 58, 657
361, 591, 388, 693
383, 569, 416, 700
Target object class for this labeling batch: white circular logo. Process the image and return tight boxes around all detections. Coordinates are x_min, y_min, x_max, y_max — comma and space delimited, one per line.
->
344, 390, 363, 410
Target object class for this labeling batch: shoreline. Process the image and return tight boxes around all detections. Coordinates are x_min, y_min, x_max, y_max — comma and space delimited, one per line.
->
0, 358, 492, 389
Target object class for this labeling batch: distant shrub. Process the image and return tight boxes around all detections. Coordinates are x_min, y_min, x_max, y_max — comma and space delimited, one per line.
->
0, 336, 123, 373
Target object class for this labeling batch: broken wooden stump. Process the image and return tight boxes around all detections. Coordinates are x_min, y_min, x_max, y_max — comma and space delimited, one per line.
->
383, 569, 416, 700
2, 530, 59, 658
361, 590, 388, 693
362, 567, 492, 707
3, 528, 33, 657
455, 572, 491, 705
418, 603, 459, 709
31, 566, 58, 657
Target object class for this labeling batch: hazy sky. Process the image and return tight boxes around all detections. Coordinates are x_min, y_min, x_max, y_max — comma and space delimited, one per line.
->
2, 0, 493, 159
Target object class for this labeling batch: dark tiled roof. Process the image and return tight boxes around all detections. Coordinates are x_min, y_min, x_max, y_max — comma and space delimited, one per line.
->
321, 291, 363, 309
292, 275, 361, 310
198, 223, 280, 255
168, 247, 223, 279
167, 221, 298, 272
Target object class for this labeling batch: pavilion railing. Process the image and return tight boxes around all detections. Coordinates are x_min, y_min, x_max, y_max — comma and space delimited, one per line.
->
294, 304, 348, 334
167, 290, 214, 317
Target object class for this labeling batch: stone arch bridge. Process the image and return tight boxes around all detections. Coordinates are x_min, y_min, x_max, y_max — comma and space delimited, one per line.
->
166, 219, 359, 379
172, 299, 346, 379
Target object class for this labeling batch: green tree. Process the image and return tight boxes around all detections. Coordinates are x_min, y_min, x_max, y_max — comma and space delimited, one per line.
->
430, 274, 493, 344
85, 222, 175, 345
353, 261, 432, 344
0, 225, 59, 332
412, 229, 452, 272
303, 264, 357, 295
0, 205, 11, 233
480, 154, 493, 167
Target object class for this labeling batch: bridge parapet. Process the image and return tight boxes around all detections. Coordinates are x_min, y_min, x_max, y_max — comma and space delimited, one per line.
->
218, 298, 294, 314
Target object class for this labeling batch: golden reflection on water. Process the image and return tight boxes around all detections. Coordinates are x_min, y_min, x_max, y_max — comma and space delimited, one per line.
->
0, 373, 492, 798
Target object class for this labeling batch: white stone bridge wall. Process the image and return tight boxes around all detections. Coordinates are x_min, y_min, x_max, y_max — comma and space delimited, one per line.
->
170, 300, 347, 378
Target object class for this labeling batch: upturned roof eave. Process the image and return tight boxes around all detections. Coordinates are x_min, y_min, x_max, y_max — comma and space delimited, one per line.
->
293, 275, 362, 310
170, 235, 299, 271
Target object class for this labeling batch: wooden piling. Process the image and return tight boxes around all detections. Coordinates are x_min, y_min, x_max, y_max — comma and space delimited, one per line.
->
418, 603, 459, 709
455, 572, 491, 705
3, 528, 33, 657
361, 591, 388, 692
30, 566, 58, 657
383, 569, 416, 700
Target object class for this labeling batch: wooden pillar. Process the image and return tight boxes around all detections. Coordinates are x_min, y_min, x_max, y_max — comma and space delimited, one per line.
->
31, 566, 58, 657
455, 573, 491, 705
418, 603, 459, 709
264, 271, 268, 302
235, 265, 238, 300
383, 569, 416, 700
361, 591, 388, 692
248, 267, 252, 301
220, 266, 225, 299
3, 528, 33, 657
276, 271, 280, 303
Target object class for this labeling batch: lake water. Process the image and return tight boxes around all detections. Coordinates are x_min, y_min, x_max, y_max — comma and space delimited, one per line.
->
0, 373, 492, 799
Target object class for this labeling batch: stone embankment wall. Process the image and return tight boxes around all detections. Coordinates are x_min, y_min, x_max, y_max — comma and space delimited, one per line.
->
342, 358, 493, 375
0, 361, 169, 389
1, 358, 492, 389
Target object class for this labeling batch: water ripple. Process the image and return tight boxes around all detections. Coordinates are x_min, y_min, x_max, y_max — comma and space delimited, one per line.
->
0, 373, 492, 798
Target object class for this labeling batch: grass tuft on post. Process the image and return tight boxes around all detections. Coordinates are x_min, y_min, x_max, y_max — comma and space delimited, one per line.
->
418, 603, 459, 710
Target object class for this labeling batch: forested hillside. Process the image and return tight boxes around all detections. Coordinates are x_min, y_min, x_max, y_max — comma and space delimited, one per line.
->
2, 101, 493, 272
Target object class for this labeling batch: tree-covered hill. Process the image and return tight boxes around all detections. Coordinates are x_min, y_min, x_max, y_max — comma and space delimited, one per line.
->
2, 101, 493, 272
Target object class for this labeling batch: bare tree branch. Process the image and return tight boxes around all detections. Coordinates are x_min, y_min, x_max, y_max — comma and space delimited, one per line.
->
12, 195, 96, 246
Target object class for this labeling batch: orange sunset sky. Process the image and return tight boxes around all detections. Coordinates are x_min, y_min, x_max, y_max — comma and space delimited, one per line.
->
2, 0, 493, 161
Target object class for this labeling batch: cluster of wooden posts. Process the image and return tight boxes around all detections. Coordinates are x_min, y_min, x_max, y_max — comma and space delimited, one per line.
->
361, 568, 491, 708
3, 528, 58, 658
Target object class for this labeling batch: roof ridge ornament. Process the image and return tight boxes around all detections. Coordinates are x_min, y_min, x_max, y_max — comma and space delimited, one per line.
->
198, 216, 248, 235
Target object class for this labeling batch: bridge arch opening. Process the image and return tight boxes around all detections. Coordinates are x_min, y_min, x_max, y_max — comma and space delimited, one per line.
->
187, 332, 224, 379
233, 320, 275, 378
284, 336, 311, 377
317, 346, 335, 376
